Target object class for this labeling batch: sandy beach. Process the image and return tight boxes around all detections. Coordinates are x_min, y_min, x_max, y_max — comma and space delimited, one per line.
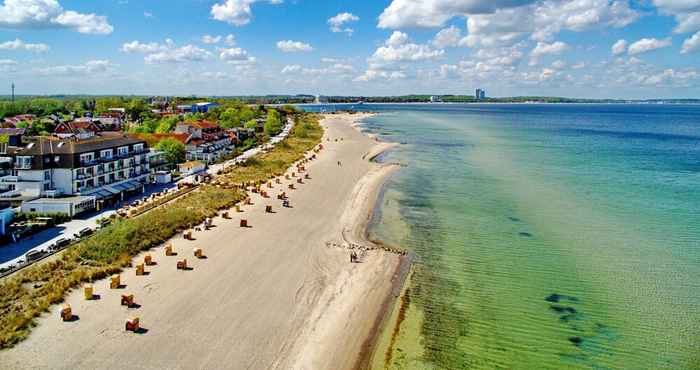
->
0, 113, 406, 370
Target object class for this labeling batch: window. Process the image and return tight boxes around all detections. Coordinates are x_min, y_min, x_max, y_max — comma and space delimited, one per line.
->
134, 144, 144, 153
118, 146, 129, 156
100, 149, 112, 159
15, 156, 32, 169
54, 156, 60, 163
44, 170, 50, 181
80, 153, 94, 164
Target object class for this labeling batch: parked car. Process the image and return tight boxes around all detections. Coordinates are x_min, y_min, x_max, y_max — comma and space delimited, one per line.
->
74, 227, 93, 239
52, 237, 71, 249
25, 249, 46, 262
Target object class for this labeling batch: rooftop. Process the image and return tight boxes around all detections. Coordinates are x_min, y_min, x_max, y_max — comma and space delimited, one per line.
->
0, 128, 26, 136
179, 120, 219, 129
8, 132, 146, 156
23, 196, 95, 204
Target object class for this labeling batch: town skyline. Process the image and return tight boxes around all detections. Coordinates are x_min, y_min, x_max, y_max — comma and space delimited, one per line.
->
0, 1, 699, 99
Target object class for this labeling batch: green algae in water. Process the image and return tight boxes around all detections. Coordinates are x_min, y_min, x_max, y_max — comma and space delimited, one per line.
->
363, 104, 700, 370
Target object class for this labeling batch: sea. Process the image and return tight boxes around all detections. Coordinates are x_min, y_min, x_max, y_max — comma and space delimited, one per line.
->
303, 103, 700, 370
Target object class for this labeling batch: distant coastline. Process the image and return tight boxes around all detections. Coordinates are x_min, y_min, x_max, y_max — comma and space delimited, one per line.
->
3, 95, 699, 106
297, 100, 700, 106
294, 99, 700, 106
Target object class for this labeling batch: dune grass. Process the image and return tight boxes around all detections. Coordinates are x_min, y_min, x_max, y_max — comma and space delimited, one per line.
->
0, 113, 322, 349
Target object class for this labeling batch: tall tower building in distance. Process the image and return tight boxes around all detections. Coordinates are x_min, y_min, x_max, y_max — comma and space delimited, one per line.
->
475, 88, 486, 100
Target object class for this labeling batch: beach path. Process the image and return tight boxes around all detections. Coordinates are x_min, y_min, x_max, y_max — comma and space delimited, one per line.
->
0, 114, 402, 370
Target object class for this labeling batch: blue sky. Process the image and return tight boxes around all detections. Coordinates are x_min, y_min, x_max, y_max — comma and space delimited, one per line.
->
0, 0, 699, 99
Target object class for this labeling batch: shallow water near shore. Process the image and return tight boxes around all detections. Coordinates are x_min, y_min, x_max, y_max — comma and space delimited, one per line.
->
310, 104, 700, 369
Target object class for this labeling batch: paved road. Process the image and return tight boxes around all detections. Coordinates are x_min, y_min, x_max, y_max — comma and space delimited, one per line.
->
206, 118, 293, 175
0, 183, 177, 269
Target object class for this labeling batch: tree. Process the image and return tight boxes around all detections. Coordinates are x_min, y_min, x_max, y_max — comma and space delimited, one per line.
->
243, 119, 257, 129
15, 120, 50, 136
219, 108, 242, 128
280, 104, 299, 114
95, 97, 126, 114
155, 138, 186, 164
126, 98, 148, 121
129, 118, 159, 134
155, 116, 179, 133
264, 109, 282, 136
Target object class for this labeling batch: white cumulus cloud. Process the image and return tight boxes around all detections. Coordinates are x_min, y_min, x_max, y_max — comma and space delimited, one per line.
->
0, 58, 17, 71
120, 40, 169, 54
202, 35, 222, 44
145, 45, 212, 64
328, 12, 359, 34
681, 31, 700, 54
354, 69, 406, 82
432, 26, 468, 48
612, 39, 627, 55
529, 40, 568, 65
219, 47, 256, 65
531, 41, 568, 56
0, 0, 113, 34
673, 12, 700, 34
628, 37, 672, 55
52, 10, 112, 34
370, 31, 444, 64
281, 63, 355, 77
653, 0, 700, 34
211, 0, 282, 26
281, 64, 301, 74
381, 0, 639, 53
277, 40, 313, 52
0, 38, 48, 52
378, 0, 537, 28
36, 59, 115, 76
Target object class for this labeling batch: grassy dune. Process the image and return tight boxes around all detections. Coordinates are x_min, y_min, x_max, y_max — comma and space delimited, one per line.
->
0, 114, 322, 349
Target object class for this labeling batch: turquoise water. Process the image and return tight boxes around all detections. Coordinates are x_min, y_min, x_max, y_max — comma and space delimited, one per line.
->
314, 104, 700, 369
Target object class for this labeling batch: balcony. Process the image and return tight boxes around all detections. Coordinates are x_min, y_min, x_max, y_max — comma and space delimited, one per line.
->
0, 175, 48, 184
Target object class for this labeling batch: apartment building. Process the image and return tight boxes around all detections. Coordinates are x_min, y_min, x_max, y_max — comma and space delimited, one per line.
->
0, 132, 149, 205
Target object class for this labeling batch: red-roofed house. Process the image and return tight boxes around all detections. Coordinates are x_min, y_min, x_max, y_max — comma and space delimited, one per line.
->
95, 112, 124, 131
174, 121, 232, 163
146, 133, 190, 146
3, 114, 36, 127
54, 121, 101, 139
